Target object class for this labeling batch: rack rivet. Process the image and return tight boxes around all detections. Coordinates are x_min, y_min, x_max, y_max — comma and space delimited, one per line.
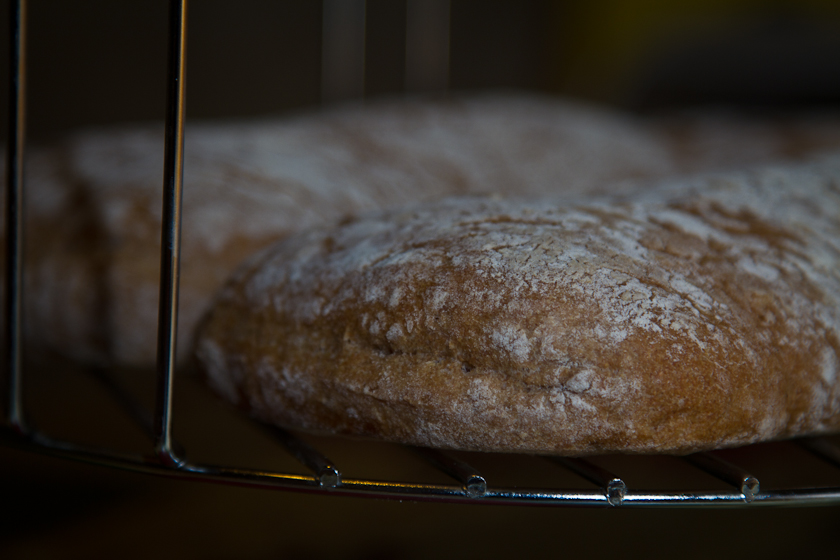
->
319, 466, 341, 488
741, 476, 759, 502
465, 475, 487, 498
606, 479, 626, 506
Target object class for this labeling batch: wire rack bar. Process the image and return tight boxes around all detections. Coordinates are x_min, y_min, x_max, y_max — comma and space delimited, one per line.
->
269, 427, 341, 487
5, 426, 840, 508
684, 452, 760, 502
87, 367, 155, 439
4, 0, 26, 434
798, 437, 840, 469
548, 457, 627, 506
5, 0, 840, 511
154, 0, 188, 468
413, 447, 487, 497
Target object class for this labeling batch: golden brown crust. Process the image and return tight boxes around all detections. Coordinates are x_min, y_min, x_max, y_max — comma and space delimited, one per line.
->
196, 158, 840, 455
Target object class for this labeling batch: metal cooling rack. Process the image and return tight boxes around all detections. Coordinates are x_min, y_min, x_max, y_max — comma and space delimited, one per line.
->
5, 0, 840, 508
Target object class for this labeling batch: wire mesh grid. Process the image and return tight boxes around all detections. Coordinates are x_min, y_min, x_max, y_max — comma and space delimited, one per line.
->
5, 0, 840, 509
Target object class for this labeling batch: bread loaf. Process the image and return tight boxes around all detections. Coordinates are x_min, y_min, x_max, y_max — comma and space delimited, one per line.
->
195, 157, 840, 455
16, 94, 679, 367
653, 110, 840, 173
12, 95, 840, 369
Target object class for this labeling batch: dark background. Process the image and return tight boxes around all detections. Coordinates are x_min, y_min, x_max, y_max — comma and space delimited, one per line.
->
2, 0, 840, 142
4, 1, 840, 558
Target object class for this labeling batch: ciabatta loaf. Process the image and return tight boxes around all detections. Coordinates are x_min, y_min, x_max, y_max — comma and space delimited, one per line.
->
196, 157, 840, 455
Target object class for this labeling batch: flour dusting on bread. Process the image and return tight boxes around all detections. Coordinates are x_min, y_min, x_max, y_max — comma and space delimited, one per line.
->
196, 156, 840, 455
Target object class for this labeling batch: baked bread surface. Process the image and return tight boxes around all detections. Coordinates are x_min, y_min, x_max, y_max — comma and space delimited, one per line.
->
13, 93, 840, 367
10, 95, 840, 369
15, 94, 679, 367
197, 158, 840, 455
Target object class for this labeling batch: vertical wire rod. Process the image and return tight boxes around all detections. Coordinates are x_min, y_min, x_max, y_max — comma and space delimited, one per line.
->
684, 452, 760, 502
413, 447, 487, 498
405, 0, 450, 93
4, 0, 27, 434
797, 437, 840, 470
548, 457, 627, 506
321, 0, 366, 103
154, 0, 188, 468
269, 428, 341, 488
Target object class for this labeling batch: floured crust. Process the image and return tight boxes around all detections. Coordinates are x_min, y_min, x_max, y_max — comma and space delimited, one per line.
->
11, 94, 679, 367
196, 157, 840, 455
10, 94, 840, 369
